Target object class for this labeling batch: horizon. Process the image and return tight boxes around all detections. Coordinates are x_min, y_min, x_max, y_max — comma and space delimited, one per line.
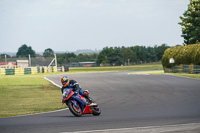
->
0, 43, 173, 56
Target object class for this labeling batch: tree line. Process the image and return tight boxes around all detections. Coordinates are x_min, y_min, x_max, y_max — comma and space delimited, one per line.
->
96, 44, 169, 66
0, 44, 170, 66
56, 44, 169, 66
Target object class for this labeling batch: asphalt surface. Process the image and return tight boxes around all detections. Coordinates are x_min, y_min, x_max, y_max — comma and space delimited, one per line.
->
0, 71, 200, 133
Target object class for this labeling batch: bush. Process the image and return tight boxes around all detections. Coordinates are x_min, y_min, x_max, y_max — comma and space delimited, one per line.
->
162, 44, 200, 68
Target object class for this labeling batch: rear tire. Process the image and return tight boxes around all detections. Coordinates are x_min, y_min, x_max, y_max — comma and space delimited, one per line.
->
67, 100, 82, 117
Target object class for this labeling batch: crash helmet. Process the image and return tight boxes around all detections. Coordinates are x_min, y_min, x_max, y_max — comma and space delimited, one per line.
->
61, 76, 69, 87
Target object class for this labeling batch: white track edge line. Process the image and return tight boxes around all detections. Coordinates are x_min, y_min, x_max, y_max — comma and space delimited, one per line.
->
61, 122, 200, 133
43, 76, 62, 88
1, 108, 68, 119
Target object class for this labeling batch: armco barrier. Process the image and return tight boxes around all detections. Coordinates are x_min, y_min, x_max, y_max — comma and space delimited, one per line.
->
0, 68, 5, 75
15, 68, 24, 75
24, 68, 31, 74
194, 65, 200, 73
43, 67, 47, 73
53, 66, 57, 72
164, 64, 200, 74
37, 66, 47, 73
183, 65, 189, 73
37, 67, 40, 73
0, 66, 59, 75
31, 67, 37, 74
5, 69, 15, 75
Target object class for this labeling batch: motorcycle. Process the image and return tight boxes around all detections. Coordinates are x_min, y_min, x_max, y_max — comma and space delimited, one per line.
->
62, 88, 101, 117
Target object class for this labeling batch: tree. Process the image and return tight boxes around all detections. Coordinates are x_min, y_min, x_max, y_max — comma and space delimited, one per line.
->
16, 44, 36, 57
0, 54, 11, 58
122, 47, 137, 64
155, 44, 170, 61
179, 0, 200, 45
43, 48, 54, 57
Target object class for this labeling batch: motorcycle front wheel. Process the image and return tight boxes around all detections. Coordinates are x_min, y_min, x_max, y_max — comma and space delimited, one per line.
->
67, 100, 82, 117
92, 105, 101, 116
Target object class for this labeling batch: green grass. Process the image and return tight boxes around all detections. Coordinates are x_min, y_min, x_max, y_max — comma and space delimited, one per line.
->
130, 70, 200, 80
68, 63, 163, 72
0, 75, 65, 117
169, 73, 200, 79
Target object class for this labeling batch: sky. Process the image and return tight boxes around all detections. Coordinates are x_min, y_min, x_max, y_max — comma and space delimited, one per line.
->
0, 0, 189, 53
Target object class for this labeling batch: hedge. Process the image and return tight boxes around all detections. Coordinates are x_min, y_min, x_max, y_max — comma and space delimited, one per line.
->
162, 44, 200, 68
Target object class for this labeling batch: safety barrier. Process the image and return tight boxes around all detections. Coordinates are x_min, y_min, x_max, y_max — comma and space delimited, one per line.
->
0, 68, 5, 75
164, 64, 200, 74
15, 68, 24, 75
24, 68, 31, 75
5, 69, 15, 75
0, 66, 58, 75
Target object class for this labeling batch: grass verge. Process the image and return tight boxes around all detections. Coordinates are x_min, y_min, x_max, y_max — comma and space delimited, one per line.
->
0, 75, 65, 117
69, 63, 163, 72
130, 70, 200, 80
169, 73, 200, 80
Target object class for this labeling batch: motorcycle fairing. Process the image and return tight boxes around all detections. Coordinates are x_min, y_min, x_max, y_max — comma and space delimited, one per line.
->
62, 88, 97, 116
83, 105, 93, 114
71, 93, 87, 112
62, 88, 74, 102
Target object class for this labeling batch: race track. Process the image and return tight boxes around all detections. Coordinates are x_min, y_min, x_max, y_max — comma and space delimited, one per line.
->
1, 71, 200, 133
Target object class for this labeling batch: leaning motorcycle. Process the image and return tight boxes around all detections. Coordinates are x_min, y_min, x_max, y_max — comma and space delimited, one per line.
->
62, 88, 101, 117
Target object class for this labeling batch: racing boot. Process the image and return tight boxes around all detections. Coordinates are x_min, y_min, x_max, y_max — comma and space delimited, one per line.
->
84, 90, 97, 106
88, 97, 97, 106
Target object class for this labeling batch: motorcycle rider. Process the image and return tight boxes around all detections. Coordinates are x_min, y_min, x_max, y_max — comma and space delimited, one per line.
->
61, 76, 97, 106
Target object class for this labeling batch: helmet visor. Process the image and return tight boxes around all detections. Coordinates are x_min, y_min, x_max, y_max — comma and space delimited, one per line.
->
62, 79, 69, 85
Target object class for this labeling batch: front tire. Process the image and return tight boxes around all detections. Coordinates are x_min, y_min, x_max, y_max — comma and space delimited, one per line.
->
67, 100, 82, 117
92, 105, 101, 116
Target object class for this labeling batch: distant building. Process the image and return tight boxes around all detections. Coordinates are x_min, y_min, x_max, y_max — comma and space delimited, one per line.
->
0, 62, 16, 68
68, 62, 96, 67
79, 62, 96, 67
16, 60, 29, 68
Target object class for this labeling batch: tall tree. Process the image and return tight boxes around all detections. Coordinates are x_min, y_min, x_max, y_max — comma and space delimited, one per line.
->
43, 48, 54, 57
16, 44, 36, 57
179, 0, 200, 45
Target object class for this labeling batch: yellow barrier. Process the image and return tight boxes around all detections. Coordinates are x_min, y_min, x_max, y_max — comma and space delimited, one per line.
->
179, 64, 183, 73
53, 66, 57, 72
0, 68, 5, 75
31, 67, 37, 74
50, 67, 53, 72
0, 66, 57, 75
43, 66, 47, 73
15, 68, 24, 75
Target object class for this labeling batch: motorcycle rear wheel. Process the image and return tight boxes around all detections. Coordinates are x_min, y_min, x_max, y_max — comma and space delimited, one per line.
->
67, 100, 82, 117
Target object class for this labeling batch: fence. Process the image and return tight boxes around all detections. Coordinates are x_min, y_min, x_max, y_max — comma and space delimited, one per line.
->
164, 64, 200, 74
